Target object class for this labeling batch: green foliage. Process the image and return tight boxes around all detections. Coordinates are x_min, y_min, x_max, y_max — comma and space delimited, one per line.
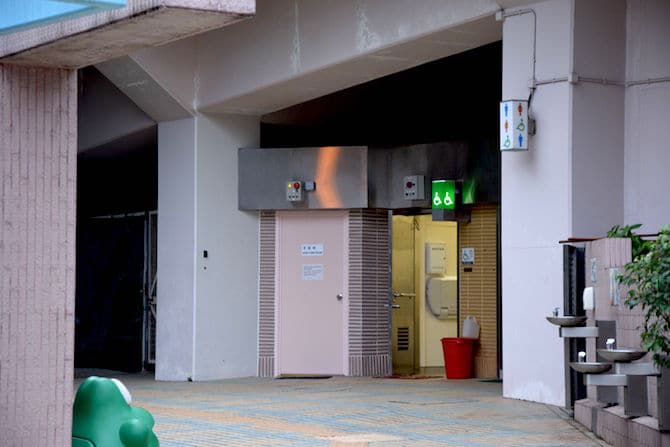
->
607, 223, 653, 259
619, 226, 670, 368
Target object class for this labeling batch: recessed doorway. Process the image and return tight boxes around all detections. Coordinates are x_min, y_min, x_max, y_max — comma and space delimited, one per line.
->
391, 215, 458, 376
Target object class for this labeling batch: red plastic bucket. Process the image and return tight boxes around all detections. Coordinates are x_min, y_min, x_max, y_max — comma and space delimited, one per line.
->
441, 337, 475, 379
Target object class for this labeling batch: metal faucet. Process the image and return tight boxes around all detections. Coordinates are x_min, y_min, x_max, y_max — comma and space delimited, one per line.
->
578, 351, 586, 363
606, 338, 616, 350
553, 307, 560, 317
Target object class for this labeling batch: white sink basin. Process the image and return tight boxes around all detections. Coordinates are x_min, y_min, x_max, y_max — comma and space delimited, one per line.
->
546, 315, 587, 327
597, 349, 646, 363
570, 362, 612, 374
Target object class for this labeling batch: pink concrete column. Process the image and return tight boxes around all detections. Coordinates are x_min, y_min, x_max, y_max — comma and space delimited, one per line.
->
0, 64, 77, 446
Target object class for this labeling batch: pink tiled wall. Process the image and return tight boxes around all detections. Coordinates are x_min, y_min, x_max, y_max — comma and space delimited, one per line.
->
0, 64, 77, 446
584, 237, 660, 417
586, 238, 645, 350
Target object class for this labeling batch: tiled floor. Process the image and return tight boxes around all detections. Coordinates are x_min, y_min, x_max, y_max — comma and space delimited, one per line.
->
76, 374, 610, 446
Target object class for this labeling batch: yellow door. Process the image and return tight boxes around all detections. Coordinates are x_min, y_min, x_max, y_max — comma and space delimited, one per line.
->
391, 216, 416, 374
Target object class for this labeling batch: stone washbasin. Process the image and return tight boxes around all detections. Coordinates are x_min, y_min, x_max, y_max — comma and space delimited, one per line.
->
546, 315, 588, 327
597, 349, 646, 363
569, 362, 612, 374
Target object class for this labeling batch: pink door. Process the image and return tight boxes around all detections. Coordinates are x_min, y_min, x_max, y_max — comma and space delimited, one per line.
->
276, 210, 347, 376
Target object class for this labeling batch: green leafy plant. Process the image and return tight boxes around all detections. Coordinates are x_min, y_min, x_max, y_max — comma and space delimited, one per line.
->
618, 226, 670, 368
607, 223, 653, 259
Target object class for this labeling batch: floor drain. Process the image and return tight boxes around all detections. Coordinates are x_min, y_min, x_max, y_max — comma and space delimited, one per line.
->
319, 433, 403, 445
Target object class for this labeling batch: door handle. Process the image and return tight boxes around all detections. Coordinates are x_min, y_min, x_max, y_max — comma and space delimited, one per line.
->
391, 304, 400, 309
336, 294, 343, 300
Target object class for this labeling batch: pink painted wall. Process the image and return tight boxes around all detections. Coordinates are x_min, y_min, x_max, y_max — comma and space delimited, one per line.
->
0, 64, 77, 446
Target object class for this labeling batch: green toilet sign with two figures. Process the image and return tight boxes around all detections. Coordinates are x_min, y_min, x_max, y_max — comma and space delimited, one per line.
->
431, 180, 455, 210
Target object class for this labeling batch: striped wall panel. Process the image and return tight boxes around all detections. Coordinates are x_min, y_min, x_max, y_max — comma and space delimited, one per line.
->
258, 209, 392, 377
257, 211, 275, 377
459, 205, 498, 379
348, 209, 392, 376
0, 65, 77, 446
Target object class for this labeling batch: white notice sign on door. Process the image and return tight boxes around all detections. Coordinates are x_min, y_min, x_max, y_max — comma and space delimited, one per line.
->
302, 264, 324, 280
301, 244, 324, 256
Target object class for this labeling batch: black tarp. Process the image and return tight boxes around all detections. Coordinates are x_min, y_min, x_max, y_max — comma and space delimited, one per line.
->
75, 216, 144, 372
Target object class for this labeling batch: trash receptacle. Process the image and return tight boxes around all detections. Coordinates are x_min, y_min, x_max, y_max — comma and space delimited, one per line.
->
441, 337, 475, 379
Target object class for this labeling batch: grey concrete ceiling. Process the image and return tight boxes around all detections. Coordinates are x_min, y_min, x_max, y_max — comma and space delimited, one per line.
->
78, 66, 156, 153
79, 126, 157, 160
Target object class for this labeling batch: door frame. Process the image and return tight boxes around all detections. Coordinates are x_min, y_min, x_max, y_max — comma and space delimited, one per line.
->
390, 213, 462, 375
273, 210, 350, 377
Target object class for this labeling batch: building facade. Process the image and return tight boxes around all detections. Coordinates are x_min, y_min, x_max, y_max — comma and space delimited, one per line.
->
1, 0, 669, 445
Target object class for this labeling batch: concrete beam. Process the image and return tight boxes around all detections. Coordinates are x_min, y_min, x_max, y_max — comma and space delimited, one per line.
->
96, 56, 193, 121
132, 0, 501, 115
495, 0, 538, 8
0, 0, 254, 69
202, 16, 502, 115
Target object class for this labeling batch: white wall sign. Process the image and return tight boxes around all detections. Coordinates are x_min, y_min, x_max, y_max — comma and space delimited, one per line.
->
301, 244, 324, 256
462, 247, 475, 265
302, 264, 324, 280
500, 100, 529, 151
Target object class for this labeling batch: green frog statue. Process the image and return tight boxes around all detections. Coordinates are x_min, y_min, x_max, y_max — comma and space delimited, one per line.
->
72, 376, 159, 447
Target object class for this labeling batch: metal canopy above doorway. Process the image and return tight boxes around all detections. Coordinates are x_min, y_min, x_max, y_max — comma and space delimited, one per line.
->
239, 146, 368, 210
239, 141, 499, 211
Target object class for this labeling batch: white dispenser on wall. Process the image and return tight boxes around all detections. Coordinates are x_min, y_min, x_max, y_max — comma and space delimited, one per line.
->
425, 243, 455, 320
425, 243, 446, 274
426, 277, 457, 320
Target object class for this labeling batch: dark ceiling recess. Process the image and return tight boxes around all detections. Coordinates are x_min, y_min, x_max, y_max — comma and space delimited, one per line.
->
261, 41, 502, 148
77, 126, 157, 217
77, 66, 157, 218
